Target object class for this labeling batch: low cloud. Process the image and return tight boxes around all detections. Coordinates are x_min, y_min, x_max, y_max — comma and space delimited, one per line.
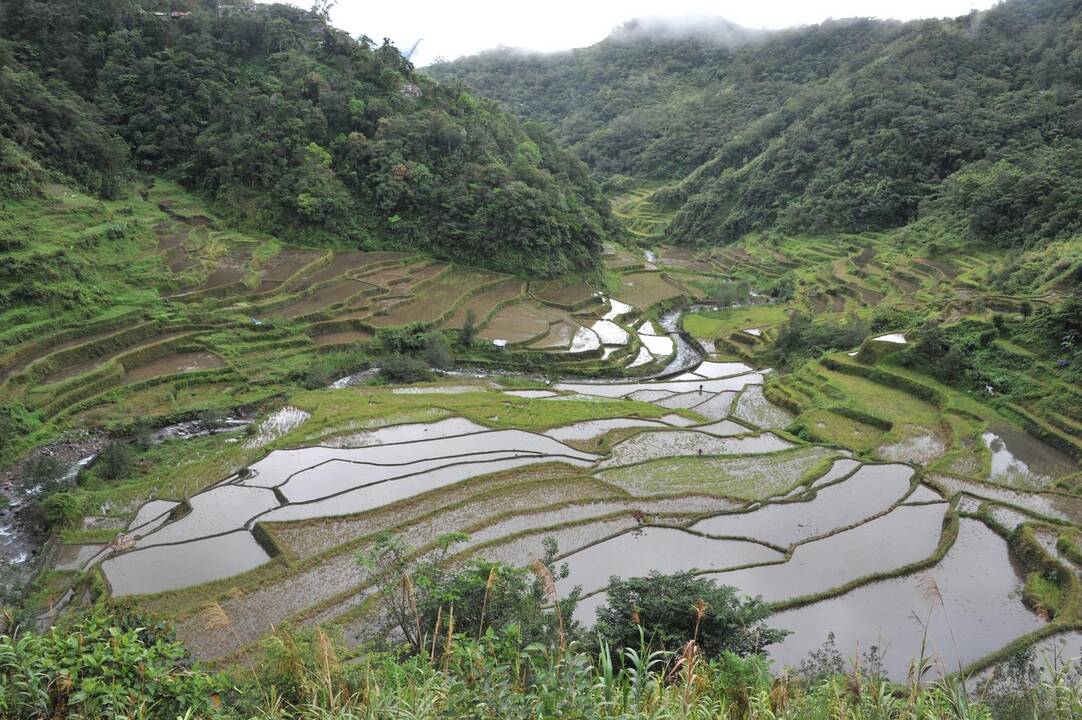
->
609, 15, 770, 47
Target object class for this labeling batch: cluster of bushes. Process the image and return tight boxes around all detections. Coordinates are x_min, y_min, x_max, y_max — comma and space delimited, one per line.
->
374, 324, 454, 382
361, 532, 783, 663
33, 441, 135, 528
0, 403, 41, 457
771, 312, 869, 367
289, 347, 372, 389
898, 300, 1082, 396
697, 279, 751, 306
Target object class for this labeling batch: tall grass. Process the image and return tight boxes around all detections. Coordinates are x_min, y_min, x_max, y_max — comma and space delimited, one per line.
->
242, 625, 1082, 720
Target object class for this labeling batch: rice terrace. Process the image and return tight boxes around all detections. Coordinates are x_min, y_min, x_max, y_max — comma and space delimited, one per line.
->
3, 0, 1082, 717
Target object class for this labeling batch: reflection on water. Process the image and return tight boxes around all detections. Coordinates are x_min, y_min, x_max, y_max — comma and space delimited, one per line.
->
561, 526, 781, 602
708, 503, 947, 602
983, 422, 1079, 489
104, 531, 270, 597
770, 519, 1042, 680
691, 463, 913, 547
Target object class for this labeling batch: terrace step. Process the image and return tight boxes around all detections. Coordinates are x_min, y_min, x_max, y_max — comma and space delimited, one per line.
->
1005, 403, 1082, 460
1047, 411, 1082, 437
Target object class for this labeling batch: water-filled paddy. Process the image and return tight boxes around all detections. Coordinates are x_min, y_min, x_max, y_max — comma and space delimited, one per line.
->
559, 527, 782, 597
638, 333, 674, 356
262, 454, 598, 523
543, 417, 671, 441
104, 531, 270, 597
769, 519, 1042, 680
590, 320, 629, 345
324, 417, 488, 447
689, 463, 914, 546
554, 372, 765, 399
707, 502, 948, 602
598, 445, 839, 498
983, 422, 1079, 488
137, 485, 280, 546
930, 474, 1082, 524
626, 347, 654, 368
599, 430, 794, 469
569, 326, 602, 352
655, 390, 717, 409
58, 339, 1070, 675
731, 385, 794, 428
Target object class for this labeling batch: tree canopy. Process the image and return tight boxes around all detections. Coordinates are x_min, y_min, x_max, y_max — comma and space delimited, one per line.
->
0, 0, 616, 275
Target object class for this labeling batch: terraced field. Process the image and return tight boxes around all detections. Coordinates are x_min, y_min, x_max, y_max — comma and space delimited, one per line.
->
34, 352, 1077, 681
0, 183, 713, 461
609, 182, 676, 240
9, 177, 1082, 688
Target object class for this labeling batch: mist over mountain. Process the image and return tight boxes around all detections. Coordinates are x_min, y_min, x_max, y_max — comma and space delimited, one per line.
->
607, 16, 769, 46
429, 0, 1082, 247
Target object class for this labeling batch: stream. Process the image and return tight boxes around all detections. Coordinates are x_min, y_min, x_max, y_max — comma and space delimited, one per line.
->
0, 417, 252, 601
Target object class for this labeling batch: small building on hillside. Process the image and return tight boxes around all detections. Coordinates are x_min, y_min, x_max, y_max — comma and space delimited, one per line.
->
400, 83, 423, 98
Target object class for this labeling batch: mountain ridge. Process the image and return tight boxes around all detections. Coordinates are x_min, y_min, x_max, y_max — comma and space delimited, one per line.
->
429, 0, 1082, 249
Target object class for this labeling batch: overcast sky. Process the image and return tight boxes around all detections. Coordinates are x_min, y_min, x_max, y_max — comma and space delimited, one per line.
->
307, 0, 1000, 66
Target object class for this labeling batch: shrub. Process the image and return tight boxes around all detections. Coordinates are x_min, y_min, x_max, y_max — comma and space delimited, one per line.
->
457, 308, 478, 346
772, 312, 868, 366
0, 607, 226, 718
701, 279, 750, 306
197, 406, 227, 430
423, 333, 454, 369
358, 533, 575, 654
25, 455, 64, 484
0, 403, 41, 454
595, 572, 787, 661
93, 442, 134, 481
132, 419, 154, 450
293, 348, 369, 389
376, 323, 430, 355
36, 490, 85, 527
768, 276, 795, 301
378, 354, 431, 383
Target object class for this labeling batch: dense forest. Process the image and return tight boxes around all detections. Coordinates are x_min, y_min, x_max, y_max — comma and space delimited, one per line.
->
430, 0, 1082, 248
0, 0, 617, 274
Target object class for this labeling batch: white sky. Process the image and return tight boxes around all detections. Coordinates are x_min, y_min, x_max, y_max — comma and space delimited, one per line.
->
284, 0, 999, 66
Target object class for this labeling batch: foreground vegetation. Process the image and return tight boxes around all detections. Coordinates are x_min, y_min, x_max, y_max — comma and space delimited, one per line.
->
4, 604, 1082, 719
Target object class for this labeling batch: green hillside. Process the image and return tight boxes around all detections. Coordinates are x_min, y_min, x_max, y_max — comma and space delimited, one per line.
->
430, 0, 1082, 247
0, 0, 616, 275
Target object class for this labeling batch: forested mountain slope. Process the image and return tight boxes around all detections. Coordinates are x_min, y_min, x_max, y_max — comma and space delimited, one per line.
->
0, 0, 616, 275
430, 0, 1082, 248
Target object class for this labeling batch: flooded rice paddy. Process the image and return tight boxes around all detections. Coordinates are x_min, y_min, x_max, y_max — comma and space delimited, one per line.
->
770, 519, 1042, 680
707, 503, 949, 602
60, 329, 1061, 675
982, 422, 1079, 489
689, 463, 914, 546
560, 528, 783, 597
